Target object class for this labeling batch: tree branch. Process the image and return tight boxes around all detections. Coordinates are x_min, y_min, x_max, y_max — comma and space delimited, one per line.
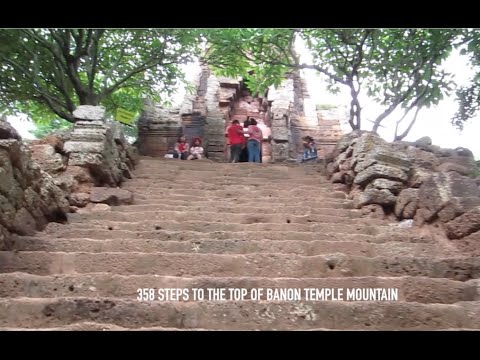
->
22, 29, 68, 72
1, 46, 76, 121
102, 46, 126, 89
87, 30, 104, 92
35, 93, 75, 122
325, 32, 350, 64
48, 29, 92, 103
50, 65, 76, 112
287, 29, 300, 64
101, 61, 177, 99
278, 62, 349, 85
394, 106, 422, 141
372, 56, 430, 133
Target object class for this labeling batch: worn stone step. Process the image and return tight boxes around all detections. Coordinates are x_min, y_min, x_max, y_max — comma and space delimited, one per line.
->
0, 322, 201, 331
1, 273, 477, 304
69, 210, 383, 226
36, 228, 432, 244
126, 178, 331, 188
46, 219, 386, 236
133, 164, 308, 173
129, 168, 316, 176
123, 184, 335, 195
125, 189, 347, 201
135, 160, 309, 172
129, 192, 349, 205
132, 171, 322, 181
129, 179, 332, 189
8, 237, 454, 257
1, 297, 479, 330
1, 252, 478, 280
130, 198, 354, 209
110, 204, 363, 217
122, 181, 336, 192
2, 324, 474, 331
128, 171, 327, 181
136, 161, 307, 171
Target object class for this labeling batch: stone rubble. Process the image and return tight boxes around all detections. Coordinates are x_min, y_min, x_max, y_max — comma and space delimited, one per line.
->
325, 131, 480, 242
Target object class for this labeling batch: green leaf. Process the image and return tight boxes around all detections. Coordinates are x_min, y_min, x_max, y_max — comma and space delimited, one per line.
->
0, 28, 200, 124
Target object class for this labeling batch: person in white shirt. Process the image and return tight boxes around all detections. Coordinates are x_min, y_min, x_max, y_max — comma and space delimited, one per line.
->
247, 118, 263, 163
188, 137, 204, 160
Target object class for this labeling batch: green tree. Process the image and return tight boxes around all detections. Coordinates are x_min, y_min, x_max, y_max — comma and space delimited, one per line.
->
0, 29, 199, 124
202, 28, 459, 138
29, 118, 73, 138
365, 29, 458, 140
452, 29, 480, 130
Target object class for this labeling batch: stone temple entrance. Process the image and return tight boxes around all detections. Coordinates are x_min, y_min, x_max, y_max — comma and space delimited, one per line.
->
137, 63, 346, 162
219, 80, 273, 163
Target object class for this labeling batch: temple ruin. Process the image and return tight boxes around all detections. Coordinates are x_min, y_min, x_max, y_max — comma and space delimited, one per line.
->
137, 63, 346, 162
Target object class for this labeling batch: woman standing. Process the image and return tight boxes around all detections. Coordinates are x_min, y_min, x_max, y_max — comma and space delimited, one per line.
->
247, 118, 263, 163
239, 117, 251, 162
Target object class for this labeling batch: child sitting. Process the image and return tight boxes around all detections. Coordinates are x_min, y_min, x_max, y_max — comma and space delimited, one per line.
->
173, 136, 189, 160
188, 137, 204, 160
302, 135, 318, 162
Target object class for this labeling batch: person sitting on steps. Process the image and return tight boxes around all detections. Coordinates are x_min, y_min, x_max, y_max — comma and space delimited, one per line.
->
302, 135, 318, 162
173, 136, 189, 160
188, 137, 204, 160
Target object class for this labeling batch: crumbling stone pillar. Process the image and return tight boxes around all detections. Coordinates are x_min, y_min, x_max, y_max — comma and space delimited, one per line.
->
316, 106, 348, 159
269, 78, 294, 162
269, 70, 346, 162
63, 106, 123, 187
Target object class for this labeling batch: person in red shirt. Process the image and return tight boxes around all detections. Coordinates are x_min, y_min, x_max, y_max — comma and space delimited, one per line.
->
227, 120, 245, 163
224, 123, 231, 161
173, 136, 189, 160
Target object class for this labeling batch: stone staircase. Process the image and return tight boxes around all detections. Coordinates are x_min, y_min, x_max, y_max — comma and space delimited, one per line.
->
1, 157, 479, 330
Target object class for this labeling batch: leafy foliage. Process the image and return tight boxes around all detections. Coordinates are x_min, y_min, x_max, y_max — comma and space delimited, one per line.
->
202, 28, 460, 138
201, 28, 295, 95
316, 104, 338, 111
452, 29, 480, 130
452, 83, 480, 130
29, 118, 73, 138
366, 29, 459, 139
0, 29, 200, 123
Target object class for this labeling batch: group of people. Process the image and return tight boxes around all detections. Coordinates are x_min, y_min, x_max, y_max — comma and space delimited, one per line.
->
171, 119, 318, 164
172, 136, 204, 160
226, 117, 264, 163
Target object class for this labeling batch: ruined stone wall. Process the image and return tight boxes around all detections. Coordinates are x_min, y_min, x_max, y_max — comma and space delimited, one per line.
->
180, 63, 274, 162
315, 107, 346, 159
179, 63, 232, 161
137, 102, 182, 157
0, 118, 70, 250
180, 65, 210, 150
225, 80, 272, 162
268, 77, 294, 162
268, 70, 346, 161
325, 131, 480, 248
137, 65, 345, 163
290, 71, 318, 159
203, 71, 225, 160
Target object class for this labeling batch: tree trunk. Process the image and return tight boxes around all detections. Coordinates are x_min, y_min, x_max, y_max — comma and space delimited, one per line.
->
394, 106, 422, 141
80, 92, 99, 106
348, 84, 361, 130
